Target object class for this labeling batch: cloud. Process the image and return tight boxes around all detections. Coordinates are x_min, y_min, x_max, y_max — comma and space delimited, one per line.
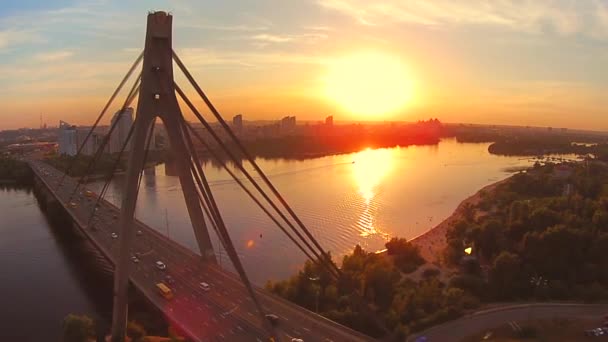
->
252, 34, 294, 43
0, 29, 41, 49
249, 32, 328, 47
317, 0, 608, 38
176, 48, 327, 69
182, 22, 269, 32
33, 50, 74, 62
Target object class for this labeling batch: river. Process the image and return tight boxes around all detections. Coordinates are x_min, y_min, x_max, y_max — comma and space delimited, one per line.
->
0, 139, 559, 339
89, 139, 545, 283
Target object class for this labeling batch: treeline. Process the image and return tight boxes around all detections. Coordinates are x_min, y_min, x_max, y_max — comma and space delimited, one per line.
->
229, 133, 440, 159
266, 238, 478, 339
487, 138, 601, 156
444, 161, 608, 301
0, 156, 33, 186
194, 120, 443, 160
61, 314, 181, 342
45, 150, 167, 178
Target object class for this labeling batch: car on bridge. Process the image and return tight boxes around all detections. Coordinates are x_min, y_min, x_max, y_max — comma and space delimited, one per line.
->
156, 282, 173, 300
265, 313, 280, 326
199, 282, 211, 292
155, 261, 167, 270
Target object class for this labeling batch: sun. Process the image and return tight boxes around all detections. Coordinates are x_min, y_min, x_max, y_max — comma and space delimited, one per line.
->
323, 52, 413, 118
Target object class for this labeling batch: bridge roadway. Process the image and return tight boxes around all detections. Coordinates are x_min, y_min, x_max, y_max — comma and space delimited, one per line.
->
29, 160, 373, 342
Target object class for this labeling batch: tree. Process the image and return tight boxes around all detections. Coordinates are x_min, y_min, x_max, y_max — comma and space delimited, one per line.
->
489, 251, 522, 299
529, 207, 561, 232
385, 237, 425, 273
473, 220, 504, 260
62, 314, 95, 342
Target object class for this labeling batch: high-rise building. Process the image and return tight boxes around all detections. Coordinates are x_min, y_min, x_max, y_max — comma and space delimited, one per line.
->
78, 129, 103, 156
325, 115, 333, 127
109, 107, 134, 154
58, 120, 78, 156
233, 114, 243, 134
280, 116, 296, 133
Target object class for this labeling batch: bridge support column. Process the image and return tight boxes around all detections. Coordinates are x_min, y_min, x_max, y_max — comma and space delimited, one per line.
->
110, 11, 215, 341
110, 114, 154, 341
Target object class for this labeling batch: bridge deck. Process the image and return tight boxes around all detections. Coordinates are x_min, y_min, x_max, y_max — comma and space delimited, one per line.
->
29, 160, 373, 342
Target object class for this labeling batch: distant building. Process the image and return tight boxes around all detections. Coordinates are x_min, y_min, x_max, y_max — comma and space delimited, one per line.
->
325, 115, 333, 127
233, 114, 243, 134
58, 120, 78, 156
78, 130, 103, 156
280, 116, 296, 133
109, 107, 134, 154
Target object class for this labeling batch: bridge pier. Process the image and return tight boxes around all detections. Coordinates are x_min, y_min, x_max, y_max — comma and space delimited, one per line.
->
111, 11, 216, 341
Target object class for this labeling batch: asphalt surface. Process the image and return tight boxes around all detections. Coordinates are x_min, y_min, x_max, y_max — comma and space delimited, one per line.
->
408, 303, 608, 342
29, 160, 373, 342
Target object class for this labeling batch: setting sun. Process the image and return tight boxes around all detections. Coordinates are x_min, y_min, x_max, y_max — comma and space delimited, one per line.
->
324, 52, 412, 118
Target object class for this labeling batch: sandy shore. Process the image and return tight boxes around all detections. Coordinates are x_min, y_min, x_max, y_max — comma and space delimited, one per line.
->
409, 176, 512, 265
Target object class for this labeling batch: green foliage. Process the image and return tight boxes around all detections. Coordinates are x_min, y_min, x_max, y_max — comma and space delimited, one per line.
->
0, 156, 33, 185
385, 237, 425, 273
45, 154, 126, 178
62, 314, 95, 342
269, 244, 477, 338
446, 161, 608, 302
489, 252, 523, 299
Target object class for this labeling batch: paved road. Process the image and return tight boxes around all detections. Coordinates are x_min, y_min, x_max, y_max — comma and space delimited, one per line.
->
30, 160, 374, 342
408, 303, 608, 342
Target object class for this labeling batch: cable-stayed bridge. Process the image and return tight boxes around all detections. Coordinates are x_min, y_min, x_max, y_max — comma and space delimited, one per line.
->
28, 11, 377, 342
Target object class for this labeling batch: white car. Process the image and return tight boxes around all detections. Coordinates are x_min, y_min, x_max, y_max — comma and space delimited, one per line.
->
155, 261, 167, 270
131, 256, 139, 263
111, 232, 118, 239
199, 282, 211, 292
265, 314, 279, 326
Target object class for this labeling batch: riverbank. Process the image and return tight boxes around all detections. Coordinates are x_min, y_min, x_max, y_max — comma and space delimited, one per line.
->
409, 176, 512, 265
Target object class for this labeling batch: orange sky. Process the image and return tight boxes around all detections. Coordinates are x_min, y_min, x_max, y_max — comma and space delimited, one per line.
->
1, 1, 607, 131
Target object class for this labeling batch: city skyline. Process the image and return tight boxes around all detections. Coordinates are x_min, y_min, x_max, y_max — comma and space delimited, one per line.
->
1, 1, 608, 130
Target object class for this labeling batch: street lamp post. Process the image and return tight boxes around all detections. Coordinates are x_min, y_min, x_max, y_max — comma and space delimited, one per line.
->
528, 275, 548, 321
309, 276, 320, 313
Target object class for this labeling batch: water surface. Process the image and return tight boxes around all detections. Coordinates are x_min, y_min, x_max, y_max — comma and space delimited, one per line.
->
92, 139, 540, 283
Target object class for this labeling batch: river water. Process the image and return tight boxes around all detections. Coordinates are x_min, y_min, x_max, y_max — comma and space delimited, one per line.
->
0, 139, 551, 339
89, 139, 541, 283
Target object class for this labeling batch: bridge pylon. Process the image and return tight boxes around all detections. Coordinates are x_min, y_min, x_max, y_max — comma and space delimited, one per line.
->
110, 11, 215, 341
